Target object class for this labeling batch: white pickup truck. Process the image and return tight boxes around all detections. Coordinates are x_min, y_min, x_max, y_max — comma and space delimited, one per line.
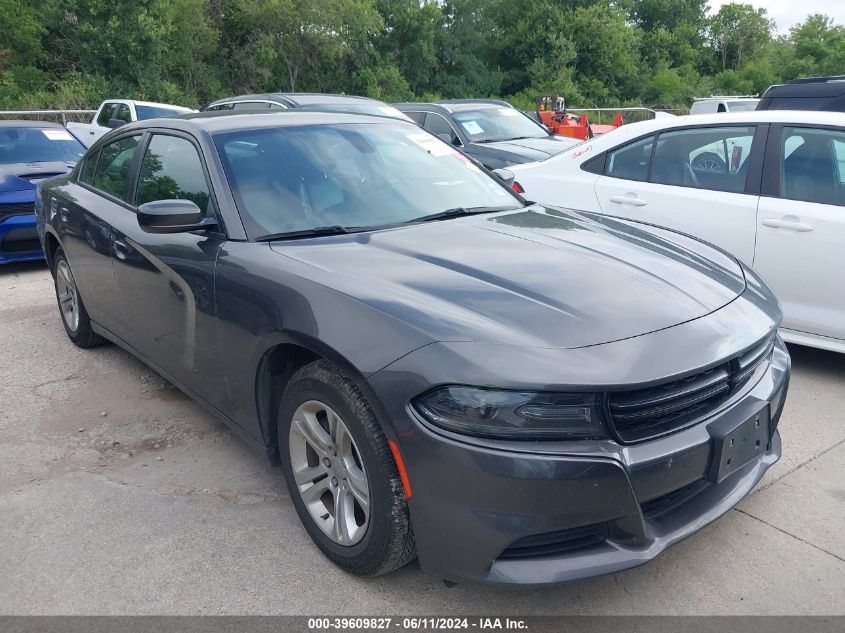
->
67, 99, 196, 147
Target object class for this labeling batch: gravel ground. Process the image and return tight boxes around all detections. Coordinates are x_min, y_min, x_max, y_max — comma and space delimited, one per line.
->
0, 260, 843, 615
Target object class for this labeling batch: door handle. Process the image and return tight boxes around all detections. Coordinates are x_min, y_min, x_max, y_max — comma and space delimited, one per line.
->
608, 195, 647, 207
113, 239, 129, 260
761, 218, 814, 232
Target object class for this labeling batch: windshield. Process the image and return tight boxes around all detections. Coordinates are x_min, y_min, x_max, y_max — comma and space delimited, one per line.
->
214, 123, 520, 237
303, 103, 412, 122
452, 108, 548, 143
727, 100, 759, 112
0, 127, 85, 165
135, 105, 185, 120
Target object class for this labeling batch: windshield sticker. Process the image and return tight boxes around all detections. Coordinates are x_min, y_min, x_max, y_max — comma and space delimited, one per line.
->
43, 129, 74, 141
461, 120, 484, 135
406, 132, 456, 157
498, 108, 519, 117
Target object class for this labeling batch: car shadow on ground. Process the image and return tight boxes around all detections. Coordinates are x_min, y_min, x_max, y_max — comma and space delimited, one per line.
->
785, 342, 845, 376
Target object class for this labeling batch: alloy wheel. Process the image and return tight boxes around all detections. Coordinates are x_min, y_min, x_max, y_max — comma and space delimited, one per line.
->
56, 259, 80, 334
288, 400, 370, 546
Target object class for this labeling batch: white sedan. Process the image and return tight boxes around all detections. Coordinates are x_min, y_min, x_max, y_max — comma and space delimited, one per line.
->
509, 110, 845, 353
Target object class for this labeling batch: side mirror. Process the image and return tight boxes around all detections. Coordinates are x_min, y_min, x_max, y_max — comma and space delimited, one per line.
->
107, 119, 127, 129
137, 200, 217, 234
491, 168, 515, 187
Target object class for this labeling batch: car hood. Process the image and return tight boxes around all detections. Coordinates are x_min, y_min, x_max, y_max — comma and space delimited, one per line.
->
0, 161, 76, 192
472, 136, 578, 162
270, 206, 746, 349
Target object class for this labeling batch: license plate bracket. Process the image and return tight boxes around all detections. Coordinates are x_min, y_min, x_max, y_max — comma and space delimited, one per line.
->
707, 405, 771, 483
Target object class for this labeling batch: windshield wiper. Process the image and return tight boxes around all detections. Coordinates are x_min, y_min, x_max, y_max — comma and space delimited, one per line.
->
410, 206, 518, 224
255, 225, 353, 242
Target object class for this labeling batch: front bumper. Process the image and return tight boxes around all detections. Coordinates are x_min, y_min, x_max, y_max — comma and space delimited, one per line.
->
0, 213, 43, 264
371, 337, 789, 586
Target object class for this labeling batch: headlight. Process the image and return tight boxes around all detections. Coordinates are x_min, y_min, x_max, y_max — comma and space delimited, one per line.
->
412, 386, 608, 440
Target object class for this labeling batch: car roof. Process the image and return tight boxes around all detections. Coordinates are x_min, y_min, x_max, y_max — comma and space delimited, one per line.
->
394, 100, 512, 114
114, 109, 414, 136
206, 93, 385, 108
763, 77, 845, 98
0, 120, 64, 128
606, 109, 845, 139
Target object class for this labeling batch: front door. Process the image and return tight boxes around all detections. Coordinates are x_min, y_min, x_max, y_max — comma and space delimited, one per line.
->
754, 125, 845, 342
594, 125, 763, 264
110, 131, 224, 392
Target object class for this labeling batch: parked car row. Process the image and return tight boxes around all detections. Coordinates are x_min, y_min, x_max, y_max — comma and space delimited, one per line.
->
33, 97, 790, 587
4, 78, 839, 587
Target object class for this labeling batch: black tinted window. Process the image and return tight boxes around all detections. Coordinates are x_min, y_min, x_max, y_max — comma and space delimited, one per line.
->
606, 136, 654, 181
136, 135, 211, 215
424, 113, 460, 145
80, 152, 98, 184
114, 104, 132, 124
96, 103, 118, 127
92, 135, 140, 199
781, 127, 845, 206
650, 126, 755, 193
404, 111, 426, 125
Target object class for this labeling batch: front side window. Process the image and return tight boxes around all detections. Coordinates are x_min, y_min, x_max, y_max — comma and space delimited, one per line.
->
96, 103, 118, 127
452, 108, 547, 143
214, 122, 520, 237
136, 135, 211, 215
606, 136, 654, 181
91, 135, 140, 200
781, 126, 845, 206
114, 104, 132, 124
423, 113, 460, 145
650, 126, 756, 193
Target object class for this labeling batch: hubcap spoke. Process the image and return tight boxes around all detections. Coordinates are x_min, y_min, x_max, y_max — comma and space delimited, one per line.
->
293, 463, 328, 486
289, 399, 371, 547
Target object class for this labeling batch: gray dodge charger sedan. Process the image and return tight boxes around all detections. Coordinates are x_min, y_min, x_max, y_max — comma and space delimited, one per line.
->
35, 110, 790, 586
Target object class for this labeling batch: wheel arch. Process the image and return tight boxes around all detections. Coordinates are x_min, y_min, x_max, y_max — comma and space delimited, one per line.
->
254, 332, 395, 466
43, 229, 61, 274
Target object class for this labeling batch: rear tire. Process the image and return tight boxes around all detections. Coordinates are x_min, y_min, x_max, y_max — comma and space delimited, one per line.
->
52, 248, 104, 349
278, 359, 416, 576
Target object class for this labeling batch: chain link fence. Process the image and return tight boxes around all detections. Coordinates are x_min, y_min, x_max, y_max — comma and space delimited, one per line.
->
0, 110, 96, 125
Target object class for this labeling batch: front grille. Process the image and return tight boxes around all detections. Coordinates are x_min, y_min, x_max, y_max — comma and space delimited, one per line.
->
0, 202, 35, 223
640, 479, 709, 519
608, 335, 775, 443
498, 522, 608, 560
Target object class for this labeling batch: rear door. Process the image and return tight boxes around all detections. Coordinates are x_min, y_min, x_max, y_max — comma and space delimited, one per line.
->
59, 133, 143, 333
753, 124, 845, 341
109, 131, 225, 392
593, 124, 765, 264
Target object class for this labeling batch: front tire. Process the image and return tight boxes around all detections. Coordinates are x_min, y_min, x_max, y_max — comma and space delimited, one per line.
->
52, 248, 104, 348
278, 360, 416, 576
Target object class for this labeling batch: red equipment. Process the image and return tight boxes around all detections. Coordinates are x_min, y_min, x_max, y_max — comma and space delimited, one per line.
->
534, 96, 623, 140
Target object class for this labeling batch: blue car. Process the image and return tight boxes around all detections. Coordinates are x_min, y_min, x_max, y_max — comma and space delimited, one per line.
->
0, 120, 86, 264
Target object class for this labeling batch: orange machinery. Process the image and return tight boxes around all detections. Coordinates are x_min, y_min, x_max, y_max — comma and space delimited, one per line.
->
534, 96, 623, 140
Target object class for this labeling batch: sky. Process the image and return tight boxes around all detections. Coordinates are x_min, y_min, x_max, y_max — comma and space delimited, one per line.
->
707, 0, 845, 32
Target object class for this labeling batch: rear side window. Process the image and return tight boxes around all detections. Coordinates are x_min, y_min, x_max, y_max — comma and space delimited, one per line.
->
606, 136, 654, 181
650, 126, 755, 193
780, 127, 845, 206
96, 103, 118, 127
136, 135, 211, 215
91, 135, 140, 200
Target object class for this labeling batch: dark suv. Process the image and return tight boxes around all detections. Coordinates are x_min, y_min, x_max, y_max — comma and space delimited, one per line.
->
757, 76, 845, 112
394, 99, 578, 170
